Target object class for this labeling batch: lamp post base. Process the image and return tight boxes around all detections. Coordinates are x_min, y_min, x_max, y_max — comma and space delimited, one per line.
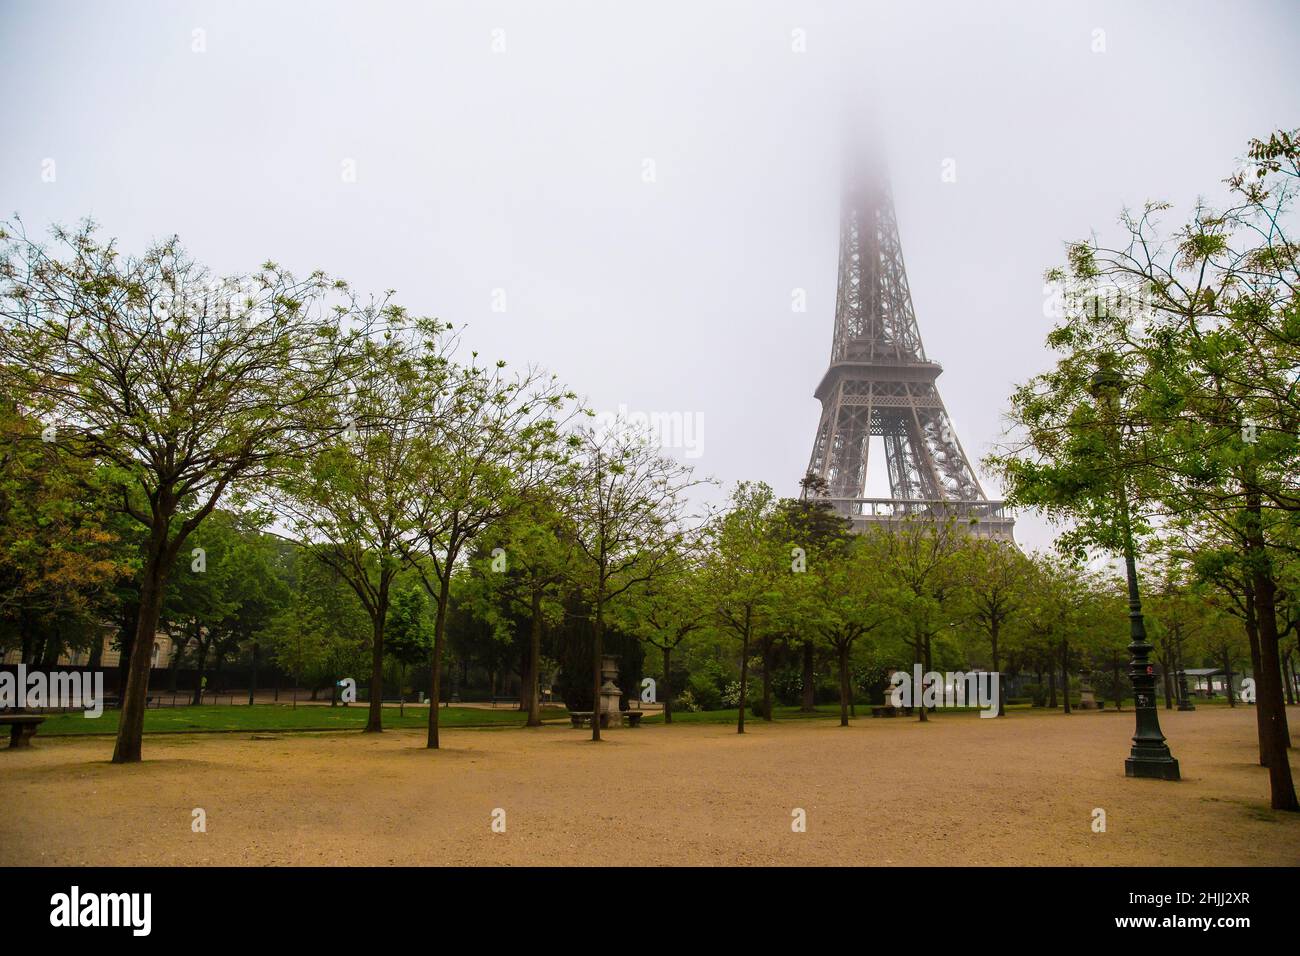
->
1126, 755, 1181, 780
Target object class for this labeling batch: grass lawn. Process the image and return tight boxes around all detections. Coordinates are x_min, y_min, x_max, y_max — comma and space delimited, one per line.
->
646, 703, 845, 724
643, 699, 1239, 722
37, 703, 570, 736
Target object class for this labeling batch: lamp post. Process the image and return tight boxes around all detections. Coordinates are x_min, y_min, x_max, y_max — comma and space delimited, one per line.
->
1089, 366, 1180, 780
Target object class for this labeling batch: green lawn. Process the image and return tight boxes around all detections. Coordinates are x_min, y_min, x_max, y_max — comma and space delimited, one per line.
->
36, 696, 1239, 736
645, 704, 846, 724
643, 699, 1238, 723
37, 703, 570, 736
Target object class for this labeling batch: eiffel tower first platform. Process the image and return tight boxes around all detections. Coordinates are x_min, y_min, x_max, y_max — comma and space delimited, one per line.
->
804, 148, 1014, 542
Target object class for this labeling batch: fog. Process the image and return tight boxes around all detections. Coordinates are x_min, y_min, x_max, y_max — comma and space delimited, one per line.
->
2, 0, 1298, 550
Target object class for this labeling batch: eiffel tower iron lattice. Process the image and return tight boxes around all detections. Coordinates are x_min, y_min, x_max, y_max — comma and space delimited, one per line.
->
804, 155, 1014, 541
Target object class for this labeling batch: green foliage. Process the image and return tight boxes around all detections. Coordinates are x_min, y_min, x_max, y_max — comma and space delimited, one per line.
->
386, 586, 433, 668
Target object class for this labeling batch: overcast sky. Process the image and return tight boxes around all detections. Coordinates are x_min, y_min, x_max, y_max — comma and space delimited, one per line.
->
3, 0, 1298, 551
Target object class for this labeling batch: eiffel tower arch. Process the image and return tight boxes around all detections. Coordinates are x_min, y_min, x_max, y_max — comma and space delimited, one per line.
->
804, 149, 1014, 542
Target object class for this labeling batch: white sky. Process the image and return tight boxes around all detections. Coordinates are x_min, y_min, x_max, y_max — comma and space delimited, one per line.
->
3, 0, 1298, 551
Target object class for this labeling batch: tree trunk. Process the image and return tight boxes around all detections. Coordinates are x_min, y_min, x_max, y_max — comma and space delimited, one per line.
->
736, 607, 750, 735
18, 611, 36, 666
426, 572, 452, 749
526, 588, 542, 727
916, 639, 927, 723
590, 592, 604, 742
247, 641, 259, 707
40, 625, 63, 666
111, 541, 168, 764
1284, 651, 1296, 707
991, 622, 1004, 717
761, 636, 773, 721
800, 639, 816, 712
1224, 654, 1236, 708
662, 646, 673, 725
1048, 669, 1057, 709
1060, 639, 1071, 715
1244, 587, 1267, 765
1244, 494, 1299, 810
838, 642, 850, 727
365, 587, 388, 733
923, 636, 933, 715
1161, 661, 1172, 709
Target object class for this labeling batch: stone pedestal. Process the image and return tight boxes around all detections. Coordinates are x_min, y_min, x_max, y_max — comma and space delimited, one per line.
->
1078, 671, 1100, 709
599, 655, 622, 723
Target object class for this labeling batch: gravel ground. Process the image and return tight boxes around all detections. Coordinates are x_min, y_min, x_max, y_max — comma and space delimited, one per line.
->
2, 705, 1297, 866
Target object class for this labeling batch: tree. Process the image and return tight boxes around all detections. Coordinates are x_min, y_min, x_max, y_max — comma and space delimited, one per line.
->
806, 534, 891, 726
276, 333, 425, 732
0, 222, 364, 762
563, 424, 700, 741
161, 510, 286, 704
1021, 556, 1097, 715
955, 539, 1029, 717
619, 546, 710, 724
0, 393, 130, 663
873, 516, 964, 721
989, 129, 1300, 809
703, 482, 784, 734
266, 554, 371, 707
472, 492, 577, 726
385, 585, 433, 716
400, 337, 579, 749
777, 472, 853, 712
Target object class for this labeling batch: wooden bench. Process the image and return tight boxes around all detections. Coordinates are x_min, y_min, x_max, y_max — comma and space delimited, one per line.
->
1, 714, 46, 749
870, 705, 915, 718
570, 711, 646, 728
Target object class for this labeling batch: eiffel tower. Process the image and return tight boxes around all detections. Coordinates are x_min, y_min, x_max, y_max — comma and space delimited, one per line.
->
804, 146, 1014, 541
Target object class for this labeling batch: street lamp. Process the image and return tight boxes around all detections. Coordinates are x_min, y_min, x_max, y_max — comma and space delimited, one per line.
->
1089, 365, 1181, 780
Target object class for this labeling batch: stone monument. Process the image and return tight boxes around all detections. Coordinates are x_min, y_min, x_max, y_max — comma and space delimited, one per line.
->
598, 655, 623, 726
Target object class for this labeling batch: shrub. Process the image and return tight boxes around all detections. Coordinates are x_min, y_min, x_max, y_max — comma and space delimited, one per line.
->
720, 680, 743, 708
687, 672, 722, 711
673, 689, 702, 713
772, 668, 804, 706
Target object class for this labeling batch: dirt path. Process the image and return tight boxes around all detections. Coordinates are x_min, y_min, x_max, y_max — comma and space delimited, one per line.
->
2, 706, 1296, 866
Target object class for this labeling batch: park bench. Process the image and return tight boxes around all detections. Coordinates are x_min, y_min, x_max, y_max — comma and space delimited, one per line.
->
1, 713, 46, 748
569, 711, 643, 728
870, 705, 914, 718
